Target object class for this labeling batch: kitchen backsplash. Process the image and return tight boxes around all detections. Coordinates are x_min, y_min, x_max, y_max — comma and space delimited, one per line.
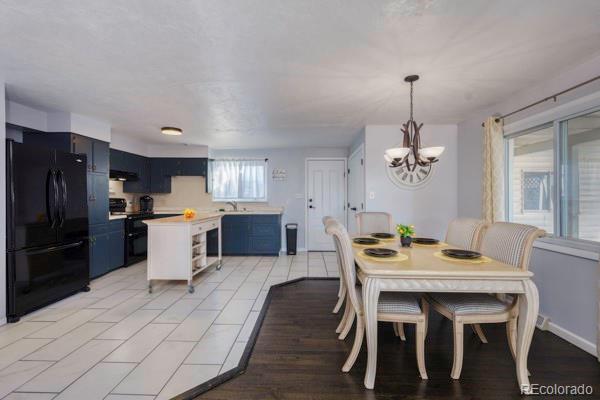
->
109, 176, 267, 211
152, 176, 214, 209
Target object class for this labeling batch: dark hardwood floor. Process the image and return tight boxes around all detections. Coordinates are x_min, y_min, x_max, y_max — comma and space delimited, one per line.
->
197, 280, 599, 399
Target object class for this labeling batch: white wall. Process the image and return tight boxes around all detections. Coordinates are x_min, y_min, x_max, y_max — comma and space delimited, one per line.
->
5, 101, 47, 131
146, 144, 208, 158
6, 101, 112, 142
110, 133, 209, 159
210, 147, 349, 250
364, 125, 458, 239
457, 53, 600, 354
1, 83, 7, 325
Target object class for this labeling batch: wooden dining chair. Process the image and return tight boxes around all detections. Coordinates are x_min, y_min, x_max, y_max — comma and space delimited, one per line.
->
355, 212, 394, 235
445, 218, 487, 251
428, 222, 545, 379
326, 220, 429, 379
445, 218, 489, 343
322, 216, 351, 336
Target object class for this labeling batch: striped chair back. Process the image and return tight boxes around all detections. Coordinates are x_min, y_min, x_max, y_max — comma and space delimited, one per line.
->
445, 218, 487, 251
356, 212, 394, 235
326, 221, 362, 314
479, 222, 545, 270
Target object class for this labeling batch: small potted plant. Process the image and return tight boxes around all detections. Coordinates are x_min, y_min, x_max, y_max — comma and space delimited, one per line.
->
396, 224, 415, 247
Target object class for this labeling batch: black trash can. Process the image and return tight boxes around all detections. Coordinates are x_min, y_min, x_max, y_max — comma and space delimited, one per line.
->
286, 223, 298, 255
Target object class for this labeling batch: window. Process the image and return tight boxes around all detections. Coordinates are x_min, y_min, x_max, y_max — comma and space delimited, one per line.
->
506, 109, 600, 244
507, 125, 555, 234
561, 111, 600, 242
211, 159, 267, 202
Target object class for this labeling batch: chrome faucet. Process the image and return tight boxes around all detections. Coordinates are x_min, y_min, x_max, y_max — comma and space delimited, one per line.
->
226, 201, 238, 211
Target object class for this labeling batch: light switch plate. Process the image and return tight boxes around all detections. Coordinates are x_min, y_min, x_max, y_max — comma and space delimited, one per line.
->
369, 191, 375, 199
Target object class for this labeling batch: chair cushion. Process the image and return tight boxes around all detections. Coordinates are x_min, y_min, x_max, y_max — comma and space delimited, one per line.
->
429, 293, 510, 315
355, 287, 422, 315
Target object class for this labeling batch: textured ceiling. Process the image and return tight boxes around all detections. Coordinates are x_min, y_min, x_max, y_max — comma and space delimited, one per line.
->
1, 0, 600, 148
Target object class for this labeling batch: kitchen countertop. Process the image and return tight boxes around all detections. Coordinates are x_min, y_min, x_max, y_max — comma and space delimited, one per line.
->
153, 207, 284, 215
108, 215, 127, 220
143, 212, 222, 224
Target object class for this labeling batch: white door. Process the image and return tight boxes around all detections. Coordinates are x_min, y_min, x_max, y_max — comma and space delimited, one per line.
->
347, 145, 365, 234
306, 159, 346, 251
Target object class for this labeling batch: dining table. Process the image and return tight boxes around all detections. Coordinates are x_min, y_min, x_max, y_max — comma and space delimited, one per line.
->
352, 237, 538, 394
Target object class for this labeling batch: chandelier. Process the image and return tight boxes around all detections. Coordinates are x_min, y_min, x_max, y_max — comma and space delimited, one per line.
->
384, 75, 444, 170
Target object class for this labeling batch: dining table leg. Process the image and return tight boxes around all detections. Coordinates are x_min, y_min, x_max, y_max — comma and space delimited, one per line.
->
362, 277, 380, 389
516, 279, 539, 394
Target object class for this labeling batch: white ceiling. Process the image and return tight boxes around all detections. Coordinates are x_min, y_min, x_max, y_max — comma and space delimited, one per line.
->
1, 0, 600, 148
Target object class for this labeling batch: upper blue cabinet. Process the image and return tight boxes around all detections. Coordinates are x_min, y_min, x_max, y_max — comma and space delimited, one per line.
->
109, 150, 208, 194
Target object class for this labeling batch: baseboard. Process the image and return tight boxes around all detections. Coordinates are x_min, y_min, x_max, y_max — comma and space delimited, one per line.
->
279, 247, 307, 254
543, 319, 596, 357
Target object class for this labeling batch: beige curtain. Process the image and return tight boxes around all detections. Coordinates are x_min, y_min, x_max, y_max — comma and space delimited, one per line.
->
482, 117, 505, 223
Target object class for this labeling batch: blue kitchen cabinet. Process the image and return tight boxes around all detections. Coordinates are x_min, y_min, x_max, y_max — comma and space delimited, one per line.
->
150, 158, 172, 193
108, 219, 125, 270
122, 152, 151, 193
92, 140, 110, 173
109, 148, 125, 171
222, 215, 250, 255
88, 173, 109, 225
249, 214, 281, 255
89, 224, 110, 278
221, 214, 281, 255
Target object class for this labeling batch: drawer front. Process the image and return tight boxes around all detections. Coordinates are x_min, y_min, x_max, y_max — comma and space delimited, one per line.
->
191, 219, 219, 235
251, 223, 279, 237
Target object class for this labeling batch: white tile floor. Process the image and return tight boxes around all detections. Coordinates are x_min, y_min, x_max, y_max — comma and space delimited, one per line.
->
0, 252, 339, 399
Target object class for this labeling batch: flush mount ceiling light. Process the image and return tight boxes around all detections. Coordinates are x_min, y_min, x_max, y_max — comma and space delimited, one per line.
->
384, 75, 444, 170
161, 127, 183, 136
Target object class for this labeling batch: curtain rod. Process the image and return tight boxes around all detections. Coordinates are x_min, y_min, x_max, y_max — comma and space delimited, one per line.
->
481, 74, 600, 127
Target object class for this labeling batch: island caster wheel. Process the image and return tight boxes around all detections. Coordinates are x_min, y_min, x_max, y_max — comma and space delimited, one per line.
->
148, 283, 153, 294
81, 286, 91, 293
216, 262, 222, 271
188, 285, 195, 294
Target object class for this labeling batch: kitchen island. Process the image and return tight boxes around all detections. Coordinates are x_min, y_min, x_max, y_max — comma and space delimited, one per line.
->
144, 213, 222, 293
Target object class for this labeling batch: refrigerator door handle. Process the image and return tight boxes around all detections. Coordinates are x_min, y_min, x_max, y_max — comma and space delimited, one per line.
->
51, 169, 60, 227
46, 169, 56, 228
56, 169, 67, 227
24, 240, 84, 256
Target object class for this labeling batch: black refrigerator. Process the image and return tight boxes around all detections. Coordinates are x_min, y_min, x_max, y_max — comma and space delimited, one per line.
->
6, 140, 90, 322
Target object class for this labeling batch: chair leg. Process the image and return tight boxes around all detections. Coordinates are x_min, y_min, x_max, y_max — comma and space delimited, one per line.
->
451, 320, 464, 380
342, 315, 364, 372
422, 300, 429, 339
336, 299, 350, 334
416, 319, 428, 379
507, 317, 530, 375
507, 318, 517, 360
339, 307, 355, 340
333, 285, 346, 314
396, 322, 406, 341
472, 324, 488, 344
393, 321, 399, 336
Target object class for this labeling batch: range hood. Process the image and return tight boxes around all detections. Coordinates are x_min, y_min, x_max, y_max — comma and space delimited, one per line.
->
109, 170, 139, 181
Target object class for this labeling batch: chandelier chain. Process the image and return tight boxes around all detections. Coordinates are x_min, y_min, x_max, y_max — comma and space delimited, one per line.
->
409, 81, 414, 122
